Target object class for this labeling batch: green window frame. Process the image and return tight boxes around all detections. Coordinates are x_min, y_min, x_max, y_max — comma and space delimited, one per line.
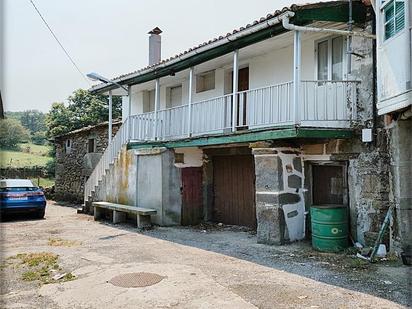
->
384, 0, 405, 40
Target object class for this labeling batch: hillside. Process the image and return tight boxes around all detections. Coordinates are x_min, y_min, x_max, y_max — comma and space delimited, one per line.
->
0, 143, 52, 168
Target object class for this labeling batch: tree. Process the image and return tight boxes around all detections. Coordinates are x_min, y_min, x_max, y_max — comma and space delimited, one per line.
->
46, 89, 122, 138
32, 131, 47, 145
0, 118, 30, 149
20, 110, 46, 134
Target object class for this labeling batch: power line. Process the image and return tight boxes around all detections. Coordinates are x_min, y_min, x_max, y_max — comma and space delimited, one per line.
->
29, 0, 91, 85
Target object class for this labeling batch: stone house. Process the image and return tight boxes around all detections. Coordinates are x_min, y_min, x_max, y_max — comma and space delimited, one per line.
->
83, 1, 407, 252
54, 121, 121, 203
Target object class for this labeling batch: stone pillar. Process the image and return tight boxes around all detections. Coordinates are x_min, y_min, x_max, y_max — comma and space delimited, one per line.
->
253, 147, 284, 245
252, 146, 304, 245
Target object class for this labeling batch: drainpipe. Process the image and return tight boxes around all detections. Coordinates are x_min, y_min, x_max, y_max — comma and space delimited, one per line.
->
347, 0, 353, 76
187, 67, 194, 137
154, 78, 160, 140
293, 30, 301, 126
281, 12, 376, 39
232, 49, 239, 132
108, 90, 113, 144
128, 85, 132, 139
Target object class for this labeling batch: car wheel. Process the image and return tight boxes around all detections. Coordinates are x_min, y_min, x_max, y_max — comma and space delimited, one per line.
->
36, 209, 45, 219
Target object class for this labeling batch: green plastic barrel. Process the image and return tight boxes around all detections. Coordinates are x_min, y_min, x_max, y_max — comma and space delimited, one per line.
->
310, 205, 348, 252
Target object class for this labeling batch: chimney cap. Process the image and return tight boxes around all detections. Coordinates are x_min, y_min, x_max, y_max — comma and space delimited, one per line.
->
148, 27, 162, 35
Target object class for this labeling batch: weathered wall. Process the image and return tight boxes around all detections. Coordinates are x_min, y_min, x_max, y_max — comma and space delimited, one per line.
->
252, 145, 305, 245
388, 118, 412, 253
55, 123, 120, 203
300, 134, 391, 248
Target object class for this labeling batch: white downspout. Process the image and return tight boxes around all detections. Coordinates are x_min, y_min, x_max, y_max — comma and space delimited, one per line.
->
293, 30, 301, 125
108, 90, 113, 144
281, 12, 376, 39
232, 49, 239, 132
187, 67, 194, 137
154, 78, 160, 140
128, 85, 132, 139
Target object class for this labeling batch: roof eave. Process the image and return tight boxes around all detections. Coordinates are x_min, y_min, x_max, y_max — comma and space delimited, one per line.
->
90, 1, 368, 95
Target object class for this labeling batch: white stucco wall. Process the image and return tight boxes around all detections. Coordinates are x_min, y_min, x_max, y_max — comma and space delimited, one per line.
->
174, 147, 203, 168
122, 31, 361, 117
376, 0, 412, 114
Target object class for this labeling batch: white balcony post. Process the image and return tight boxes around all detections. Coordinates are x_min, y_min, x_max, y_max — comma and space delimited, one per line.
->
154, 78, 160, 140
187, 67, 194, 136
108, 90, 113, 143
293, 30, 301, 125
232, 49, 239, 132
128, 85, 132, 139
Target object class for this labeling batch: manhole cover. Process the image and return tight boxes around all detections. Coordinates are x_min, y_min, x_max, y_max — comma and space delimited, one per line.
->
109, 272, 165, 288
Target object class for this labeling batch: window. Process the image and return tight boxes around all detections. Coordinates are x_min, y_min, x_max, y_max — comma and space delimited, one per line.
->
88, 138, 95, 153
384, 0, 405, 40
196, 70, 215, 93
64, 139, 72, 154
317, 37, 345, 81
167, 85, 182, 108
143, 89, 155, 112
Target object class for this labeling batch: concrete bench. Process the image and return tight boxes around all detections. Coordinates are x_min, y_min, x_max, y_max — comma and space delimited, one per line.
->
92, 201, 157, 228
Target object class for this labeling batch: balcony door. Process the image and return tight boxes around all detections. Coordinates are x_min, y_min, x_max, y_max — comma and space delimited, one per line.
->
237, 67, 249, 129
316, 36, 345, 81
315, 37, 346, 121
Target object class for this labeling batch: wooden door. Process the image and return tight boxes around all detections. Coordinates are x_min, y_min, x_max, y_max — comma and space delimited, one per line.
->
181, 167, 203, 225
213, 155, 256, 228
312, 165, 345, 205
237, 68, 249, 128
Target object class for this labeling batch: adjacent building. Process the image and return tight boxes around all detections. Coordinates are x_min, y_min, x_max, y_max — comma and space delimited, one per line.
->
54, 121, 121, 203
373, 0, 411, 253
82, 1, 408, 252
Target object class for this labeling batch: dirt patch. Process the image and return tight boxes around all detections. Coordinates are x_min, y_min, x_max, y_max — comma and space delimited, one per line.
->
48, 237, 81, 247
5, 252, 76, 285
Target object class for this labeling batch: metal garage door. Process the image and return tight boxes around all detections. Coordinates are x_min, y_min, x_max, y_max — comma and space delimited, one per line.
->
213, 155, 256, 228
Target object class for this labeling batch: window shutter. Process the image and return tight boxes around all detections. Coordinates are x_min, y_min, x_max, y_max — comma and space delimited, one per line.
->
395, 1, 405, 32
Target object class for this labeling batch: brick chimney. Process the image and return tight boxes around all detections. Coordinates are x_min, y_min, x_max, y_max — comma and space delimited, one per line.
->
148, 27, 162, 66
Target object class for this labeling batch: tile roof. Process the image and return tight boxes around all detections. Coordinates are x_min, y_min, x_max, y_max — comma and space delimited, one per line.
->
90, 1, 350, 92
53, 119, 122, 139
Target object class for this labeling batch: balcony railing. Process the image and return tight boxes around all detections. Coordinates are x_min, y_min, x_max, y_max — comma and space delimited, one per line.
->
84, 79, 359, 201
130, 80, 359, 141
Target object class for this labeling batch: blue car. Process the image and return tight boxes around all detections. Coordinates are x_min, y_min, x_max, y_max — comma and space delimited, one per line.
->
0, 179, 46, 219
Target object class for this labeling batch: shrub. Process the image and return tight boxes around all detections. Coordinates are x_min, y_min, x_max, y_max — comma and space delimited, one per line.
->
0, 119, 30, 149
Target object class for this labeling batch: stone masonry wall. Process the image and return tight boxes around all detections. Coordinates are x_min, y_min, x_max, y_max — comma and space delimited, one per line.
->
55, 123, 120, 203
252, 145, 305, 245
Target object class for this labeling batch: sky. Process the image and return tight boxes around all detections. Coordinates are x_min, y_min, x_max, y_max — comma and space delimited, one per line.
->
2, 0, 312, 113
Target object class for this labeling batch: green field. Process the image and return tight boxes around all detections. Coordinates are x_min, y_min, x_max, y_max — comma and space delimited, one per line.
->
0, 143, 52, 168
30, 177, 55, 188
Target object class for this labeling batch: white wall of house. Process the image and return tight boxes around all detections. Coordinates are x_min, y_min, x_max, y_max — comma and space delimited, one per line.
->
376, 0, 412, 115
123, 30, 361, 116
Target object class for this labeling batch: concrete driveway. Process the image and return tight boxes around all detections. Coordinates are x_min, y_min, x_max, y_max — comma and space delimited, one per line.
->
0, 202, 409, 309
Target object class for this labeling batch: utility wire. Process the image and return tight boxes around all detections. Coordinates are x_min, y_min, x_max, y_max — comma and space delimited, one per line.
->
29, 0, 91, 85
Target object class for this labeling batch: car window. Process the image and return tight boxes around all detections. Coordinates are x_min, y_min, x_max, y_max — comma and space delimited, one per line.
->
0, 187, 39, 192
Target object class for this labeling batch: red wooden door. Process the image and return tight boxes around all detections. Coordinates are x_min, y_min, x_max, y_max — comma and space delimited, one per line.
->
181, 167, 203, 225
213, 155, 256, 228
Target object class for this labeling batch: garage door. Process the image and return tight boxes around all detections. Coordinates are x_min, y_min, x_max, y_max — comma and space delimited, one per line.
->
213, 155, 256, 228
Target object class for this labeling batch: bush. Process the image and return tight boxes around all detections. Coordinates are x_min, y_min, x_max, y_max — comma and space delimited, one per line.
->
45, 159, 56, 178
0, 119, 30, 149
32, 131, 47, 145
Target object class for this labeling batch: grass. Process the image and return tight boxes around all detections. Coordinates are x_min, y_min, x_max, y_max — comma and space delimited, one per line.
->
7, 252, 76, 284
48, 238, 81, 247
30, 177, 55, 188
0, 143, 52, 168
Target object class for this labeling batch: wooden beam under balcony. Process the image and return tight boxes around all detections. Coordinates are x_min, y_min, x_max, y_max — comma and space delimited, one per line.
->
127, 127, 354, 150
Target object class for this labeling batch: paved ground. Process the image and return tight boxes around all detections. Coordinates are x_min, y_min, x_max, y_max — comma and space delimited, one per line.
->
0, 202, 410, 309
